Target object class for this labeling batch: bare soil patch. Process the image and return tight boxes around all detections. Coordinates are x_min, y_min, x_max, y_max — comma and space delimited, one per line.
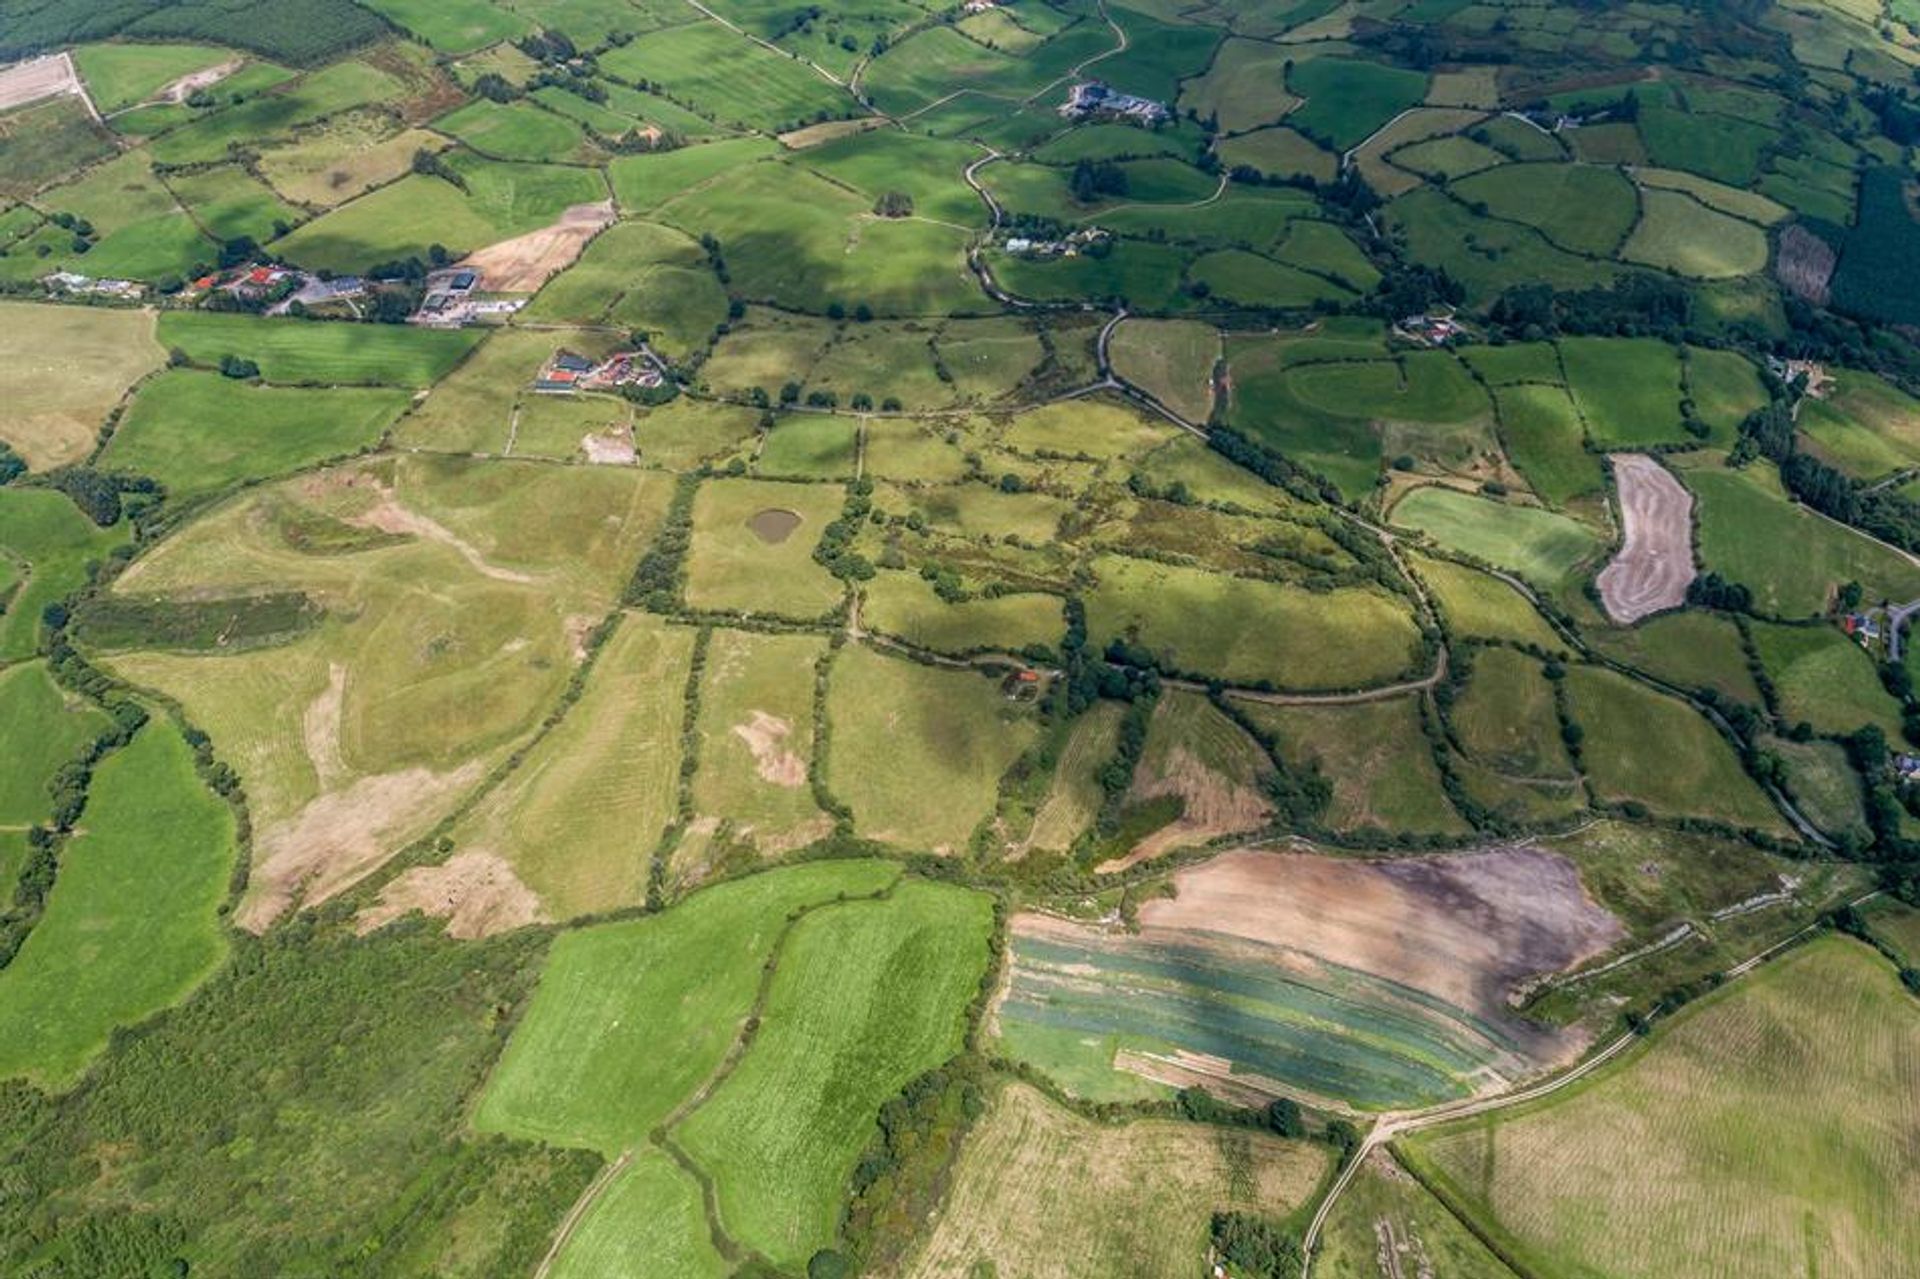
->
1096, 744, 1272, 873
731, 709, 807, 785
348, 482, 536, 583
582, 424, 635, 465
747, 507, 803, 544
236, 760, 485, 932
157, 59, 239, 105
458, 201, 614, 293
1597, 453, 1694, 623
1138, 846, 1624, 1023
356, 849, 548, 938
0, 53, 86, 112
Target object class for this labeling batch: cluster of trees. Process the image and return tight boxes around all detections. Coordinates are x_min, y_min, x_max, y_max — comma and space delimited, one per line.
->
1489, 275, 1694, 341
872, 191, 914, 218
624, 473, 698, 609
410, 148, 467, 192
1210, 1212, 1305, 1279
815, 477, 876, 581
1685, 571, 1753, 613
1068, 160, 1129, 203
218, 353, 259, 379
48, 467, 159, 528
0, 440, 24, 486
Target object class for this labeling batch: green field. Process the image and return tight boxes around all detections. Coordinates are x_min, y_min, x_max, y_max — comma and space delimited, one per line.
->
1392, 487, 1603, 589
0, 660, 109, 825
691, 626, 829, 853
827, 643, 1038, 851
1453, 162, 1640, 255
549, 1149, 726, 1279
1559, 337, 1692, 447
0, 487, 129, 661
1749, 620, 1904, 736
1085, 555, 1423, 690
476, 860, 904, 1152
1683, 458, 1920, 617
1450, 647, 1574, 778
676, 879, 992, 1267
102, 370, 410, 497
862, 572, 1063, 655
435, 98, 589, 163
0, 723, 234, 1089
1412, 553, 1563, 648
1587, 609, 1761, 703
156, 313, 482, 385
1108, 317, 1218, 424
449, 612, 693, 920
684, 477, 846, 619
1622, 189, 1770, 278
1566, 665, 1782, 830
1287, 57, 1428, 149
1405, 939, 1920, 1278
1248, 695, 1469, 835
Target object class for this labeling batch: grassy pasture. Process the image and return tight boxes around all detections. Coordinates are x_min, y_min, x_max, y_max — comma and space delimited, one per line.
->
1566, 665, 1782, 830
1682, 458, 1920, 617
661, 162, 980, 316
475, 859, 904, 1153
802, 128, 985, 227
157, 313, 481, 386
1384, 188, 1619, 305
1410, 553, 1563, 649
610, 140, 784, 214
275, 156, 606, 273
862, 572, 1062, 655
1084, 555, 1422, 690
529, 220, 725, 357
549, 1149, 726, 1279
1586, 610, 1760, 704
1107, 317, 1218, 424
1749, 621, 1904, 736
1190, 247, 1352, 309
862, 419, 972, 484
1178, 37, 1300, 133
1452, 162, 1639, 255
1390, 132, 1505, 179
684, 477, 845, 620
1771, 736, 1867, 839
827, 644, 1037, 851
1450, 647, 1571, 778
935, 316, 1047, 404
0, 661, 108, 825
256, 115, 450, 208
1796, 369, 1920, 482
987, 240, 1189, 312
396, 327, 623, 454
1217, 124, 1338, 182
755, 414, 856, 480
908, 1084, 1330, 1279
450, 614, 693, 920
357, 0, 530, 50
0, 300, 164, 470
1286, 56, 1427, 149
678, 879, 993, 1268
73, 42, 233, 112
692, 626, 828, 852
101, 370, 411, 498
0, 724, 233, 1090
1405, 939, 1920, 1279
1250, 696, 1468, 835
0, 488, 129, 661
1621, 189, 1769, 278
1494, 382, 1606, 505
598, 22, 851, 132
1637, 167, 1788, 225
1559, 337, 1691, 447
433, 98, 589, 163
804, 325, 951, 411
1317, 1150, 1513, 1279
1684, 347, 1768, 437
1638, 105, 1773, 186
1391, 487, 1603, 589
165, 164, 303, 244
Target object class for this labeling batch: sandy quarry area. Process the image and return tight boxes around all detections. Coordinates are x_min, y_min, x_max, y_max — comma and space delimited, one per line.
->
1136, 846, 1625, 1021
156, 59, 241, 105
0, 52, 90, 114
458, 201, 615, 293
1596, 452, 1696, 623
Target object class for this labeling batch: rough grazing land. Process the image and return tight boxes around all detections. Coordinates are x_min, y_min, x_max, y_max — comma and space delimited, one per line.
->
907, 1083, 1330, 1279
1407, 939, 1920, 1279
1597, 453, 1696, 622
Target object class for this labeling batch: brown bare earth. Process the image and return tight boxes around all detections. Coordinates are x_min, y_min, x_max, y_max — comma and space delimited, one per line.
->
157, 60, 240, 105
1775, 223, 1838, 305
356, 849, 547, 939
302, 662, 349, 791
457, 201, 615, 293
581, 425, 635, 465
237, 761, 486, 932
1097, 744, 1272, 873
348, 483, 536, 582
731, 710, 807, 785
1597, 453, 1695, 623
0, 53, 88, 112
1138, 847, 1625, 1021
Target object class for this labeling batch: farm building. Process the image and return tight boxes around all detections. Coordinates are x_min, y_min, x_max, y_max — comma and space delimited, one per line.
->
1062, 81, 1169, 125
1842, 613, 1882, 644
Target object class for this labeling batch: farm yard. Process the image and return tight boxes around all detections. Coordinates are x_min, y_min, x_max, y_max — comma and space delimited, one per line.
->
3, 0, 1920, 1274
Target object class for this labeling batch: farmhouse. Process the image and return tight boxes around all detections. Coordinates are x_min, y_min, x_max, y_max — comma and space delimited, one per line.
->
532, 347, 668, 394
1895, 753, 1920, 781
42, 271, 143, 299
1842, 612, 1882, 644
1396, 312, 1468, 346
1062, 81, 1169, 125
